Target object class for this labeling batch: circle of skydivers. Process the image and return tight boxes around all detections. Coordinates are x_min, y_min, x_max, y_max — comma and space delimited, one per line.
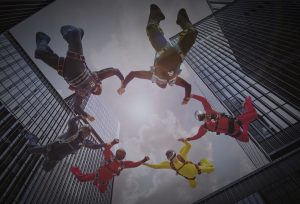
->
27, 4, 258, 193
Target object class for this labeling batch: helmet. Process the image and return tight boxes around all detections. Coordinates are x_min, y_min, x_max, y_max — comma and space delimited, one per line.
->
194, 110, 205, 121
116, 148, 126, 160
166, 150, 176, 160
79, 125, 91, 136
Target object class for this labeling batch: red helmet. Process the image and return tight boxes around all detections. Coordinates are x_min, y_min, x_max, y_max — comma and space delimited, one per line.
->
116, 148, 126, 160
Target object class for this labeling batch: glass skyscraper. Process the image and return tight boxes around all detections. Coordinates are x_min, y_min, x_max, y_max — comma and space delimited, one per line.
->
171, 0, 300, 165
170, 0, 300, 203
0, 32, 114, 203
206, 0, 235, 13
0, 0, 55, 33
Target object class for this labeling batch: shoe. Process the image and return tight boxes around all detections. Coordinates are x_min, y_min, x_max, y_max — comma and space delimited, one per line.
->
36, 32, 50, 46
176, 8, 192, 29
149, 4, 165, 22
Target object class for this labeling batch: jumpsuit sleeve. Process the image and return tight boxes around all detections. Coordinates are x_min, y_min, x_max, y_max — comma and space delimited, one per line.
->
175, 76, 192, 98
143, 161, 171, 169
179, 140, 191, 160
192, 95, 217, 114
122, 160, 145, 169
122, 71, 152, 88
187, 125, 207, 141
74, 93, 89, 117
83, 140, 105, 149
96, 68, 124, 81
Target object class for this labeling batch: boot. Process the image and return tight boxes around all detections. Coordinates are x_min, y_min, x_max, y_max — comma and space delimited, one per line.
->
60, 25, 84, 42
148, 4, 165, 25
176, 8, 192, 30
36, 32, 50, 46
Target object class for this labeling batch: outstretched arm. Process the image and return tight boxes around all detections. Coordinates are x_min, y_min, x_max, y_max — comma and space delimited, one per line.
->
175, 77, 191, 105
118, 71, 152, 95
83, 140, 105, 149
96, 68, 124, 81
102, 138, 120, 151
191, 94, 217, 114
123, 156, 150, 169
143, 161, 171, 169
179, 140, 191, 160
186, 125, 207, 141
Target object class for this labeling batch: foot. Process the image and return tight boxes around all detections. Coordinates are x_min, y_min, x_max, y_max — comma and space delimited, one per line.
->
176, 8, 192, 29
36, 32, 50, 46
60, 25, 84, 40
150, 4, 165, 22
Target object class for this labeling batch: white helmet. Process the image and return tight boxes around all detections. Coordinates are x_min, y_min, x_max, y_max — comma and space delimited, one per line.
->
194, 110, 205, 121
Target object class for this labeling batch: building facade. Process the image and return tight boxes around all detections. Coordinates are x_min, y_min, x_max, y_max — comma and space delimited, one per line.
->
206, 0, 235, 13
0, 0, 55, 33
193, 148, 300, 204
170, 0, 300, 203
0, 32, 113, 203
171, 0, 300, 165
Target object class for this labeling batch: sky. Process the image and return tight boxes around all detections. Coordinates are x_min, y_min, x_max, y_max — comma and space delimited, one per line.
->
11, 0, 255, 203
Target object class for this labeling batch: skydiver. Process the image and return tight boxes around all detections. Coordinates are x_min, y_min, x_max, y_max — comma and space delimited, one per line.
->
27, 116, 104, 172
118, 4, 198, 105
35, 25, 124, 121
70, 138, 149, 193
179, 94, 258, 142
144, 139, 214, 188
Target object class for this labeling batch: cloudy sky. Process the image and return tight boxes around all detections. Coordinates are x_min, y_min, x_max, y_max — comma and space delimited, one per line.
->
11, 0, 255, 203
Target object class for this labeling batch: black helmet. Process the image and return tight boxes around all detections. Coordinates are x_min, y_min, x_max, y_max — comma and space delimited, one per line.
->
166, 150, 176, 160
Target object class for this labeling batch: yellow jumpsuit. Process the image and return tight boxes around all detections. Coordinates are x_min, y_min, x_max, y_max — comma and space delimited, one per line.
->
144, 141, 214, 188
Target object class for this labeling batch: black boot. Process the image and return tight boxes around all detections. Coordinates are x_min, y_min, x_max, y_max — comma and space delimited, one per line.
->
176, 8, 192, 30
60, 25, 84, 43
148, 4, 165, 25
36, 32, 50, 46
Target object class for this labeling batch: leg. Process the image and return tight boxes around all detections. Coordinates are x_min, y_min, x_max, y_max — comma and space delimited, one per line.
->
70, 167, 96, 182
199, 159, 214, 174
94, 180, 109, 193
60, 25, 84, 54
146, 4, 168, 52
35, 32, 60, 70
43, 159, 58, 172
176, 9, 198, 55
235, 125, 250, 142
27, 144, 47, 154
237, 96, 258, 124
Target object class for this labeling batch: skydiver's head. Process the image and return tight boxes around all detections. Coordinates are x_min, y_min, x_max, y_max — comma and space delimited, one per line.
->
166, 150, 176, 161
115, 148, 126, 160
194, 110, 206, 121
79, 125, 92, 138
92, 83, 102, 95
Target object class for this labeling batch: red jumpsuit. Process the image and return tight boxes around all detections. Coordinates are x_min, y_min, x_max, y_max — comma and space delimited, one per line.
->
188, 95, 257, 142
70, 144, 145, 192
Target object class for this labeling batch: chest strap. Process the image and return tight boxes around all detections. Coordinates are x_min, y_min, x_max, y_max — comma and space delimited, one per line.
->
101, 159, 123, 176
169, 155, 200, 181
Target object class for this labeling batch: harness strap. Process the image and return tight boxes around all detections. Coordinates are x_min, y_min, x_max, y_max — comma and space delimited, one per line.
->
58, 57, 65, 76
169, 156, 197, 181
